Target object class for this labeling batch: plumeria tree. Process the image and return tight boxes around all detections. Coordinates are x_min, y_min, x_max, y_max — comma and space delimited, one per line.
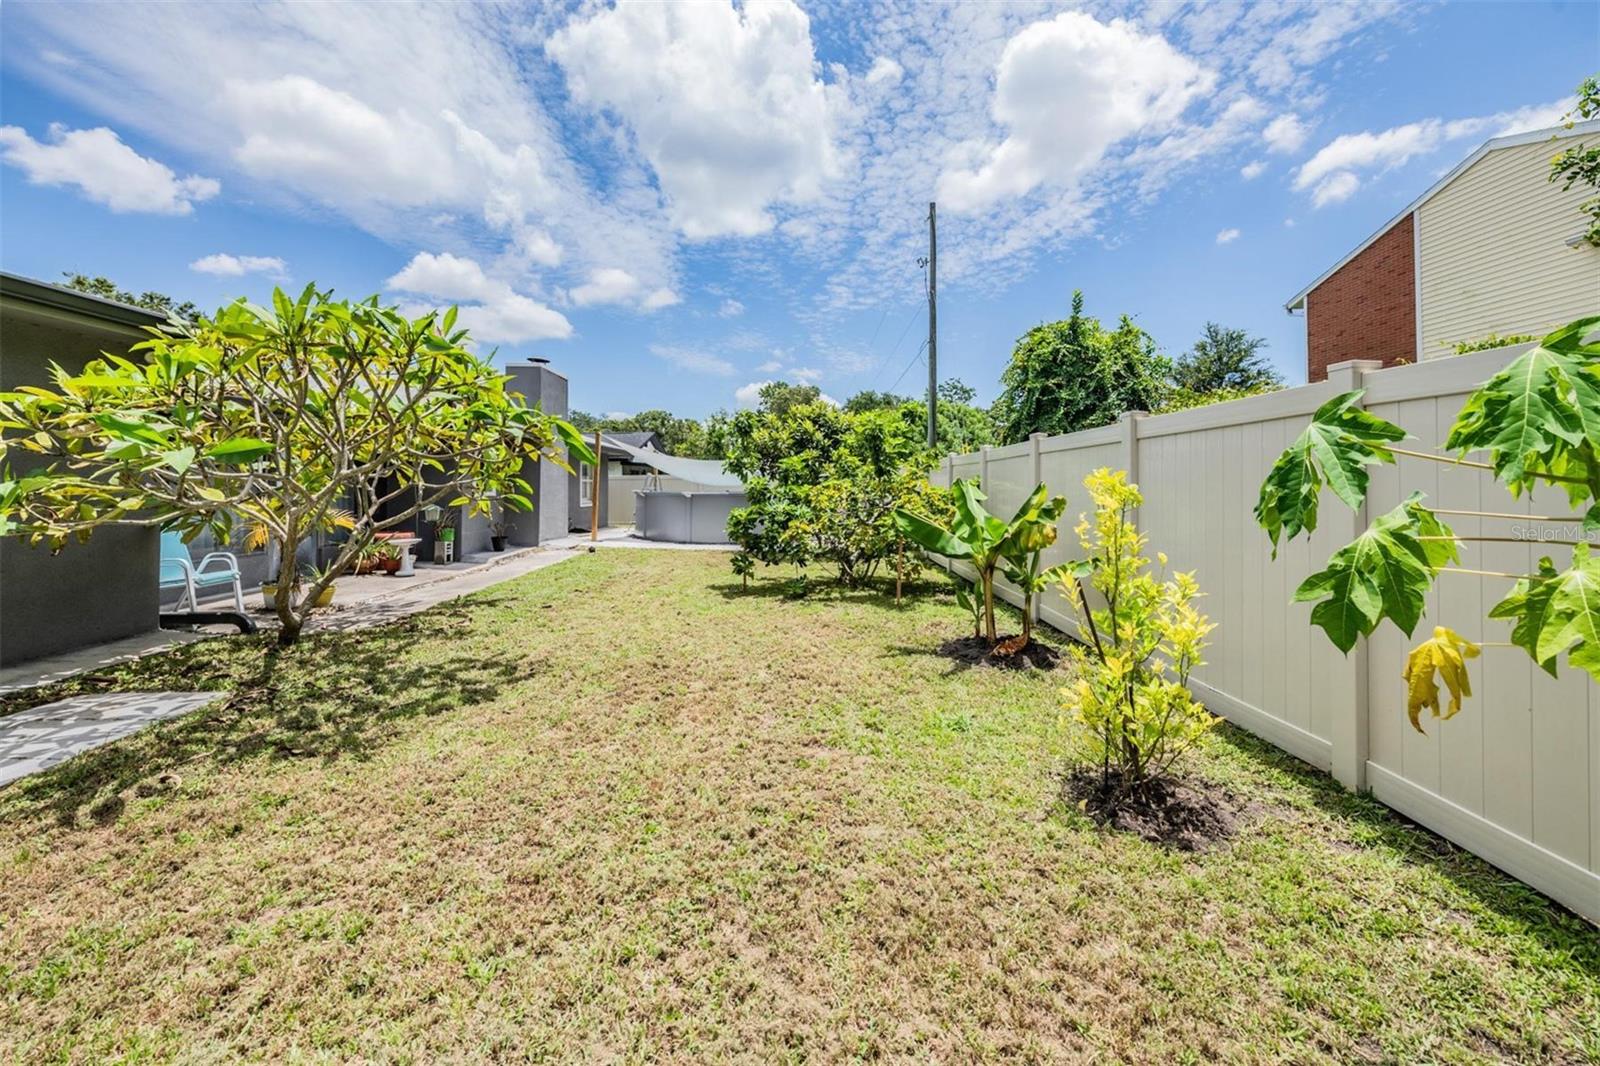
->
1, 285, 592, 645
1255, 317, 1599, 732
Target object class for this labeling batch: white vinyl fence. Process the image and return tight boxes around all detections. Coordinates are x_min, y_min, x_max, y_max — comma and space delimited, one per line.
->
933, 351, 1598, 921
607, 474, 722, 526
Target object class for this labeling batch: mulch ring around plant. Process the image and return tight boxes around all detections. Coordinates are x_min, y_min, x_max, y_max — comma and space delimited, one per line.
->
1064, 768, 1249, 851
936, 634, 1061, 670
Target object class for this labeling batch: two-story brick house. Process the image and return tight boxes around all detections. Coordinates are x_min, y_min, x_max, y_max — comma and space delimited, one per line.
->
1286, 120, 1600, 381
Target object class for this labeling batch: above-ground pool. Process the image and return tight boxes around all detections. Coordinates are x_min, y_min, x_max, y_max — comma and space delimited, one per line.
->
634, 490, 746, 544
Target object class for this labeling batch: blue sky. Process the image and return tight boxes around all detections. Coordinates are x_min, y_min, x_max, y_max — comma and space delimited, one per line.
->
1, 1, 1593, 418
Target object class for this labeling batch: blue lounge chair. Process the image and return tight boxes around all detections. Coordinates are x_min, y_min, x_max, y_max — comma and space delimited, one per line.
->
159, 531, 245, 613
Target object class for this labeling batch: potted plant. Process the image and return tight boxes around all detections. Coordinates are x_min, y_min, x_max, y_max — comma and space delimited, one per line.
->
350, 539, 384, 575
373, 532, 406, 574
433, 510, 457, 563
260, 569, 298, 610
304, 560, 339, 608
488, 518, 509, 552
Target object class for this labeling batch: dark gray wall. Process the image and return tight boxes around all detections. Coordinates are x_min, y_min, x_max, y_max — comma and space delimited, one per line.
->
504, 363, 572, 546
0, 296, 165, 665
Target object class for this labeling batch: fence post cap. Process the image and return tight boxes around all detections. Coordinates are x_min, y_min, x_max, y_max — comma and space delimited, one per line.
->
1324, 359, 1385, 374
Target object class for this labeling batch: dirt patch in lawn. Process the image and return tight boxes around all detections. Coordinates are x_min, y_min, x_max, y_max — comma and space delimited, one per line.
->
936, 634, 1061, 670
1065, 768, 1247, 852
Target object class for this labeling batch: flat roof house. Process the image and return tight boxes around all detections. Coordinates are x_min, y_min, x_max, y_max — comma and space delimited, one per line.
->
0, 272, 170, 667
1285, 121, 1600, 381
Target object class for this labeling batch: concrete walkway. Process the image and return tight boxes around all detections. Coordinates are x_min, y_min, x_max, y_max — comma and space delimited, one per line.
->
0, 544, 580, 695
0, 691, 225, 786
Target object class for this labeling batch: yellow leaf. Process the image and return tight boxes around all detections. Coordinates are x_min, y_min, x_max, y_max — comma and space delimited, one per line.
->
1403, 626, 1481, 734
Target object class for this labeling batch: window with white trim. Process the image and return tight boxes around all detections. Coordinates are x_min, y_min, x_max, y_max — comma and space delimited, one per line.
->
578, 463, 592, 506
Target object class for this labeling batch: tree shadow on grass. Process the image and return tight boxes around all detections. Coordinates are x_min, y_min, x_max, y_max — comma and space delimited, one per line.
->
0, 595, 541, 829
1208, 723, 1600, 957
709, 572, 962, 608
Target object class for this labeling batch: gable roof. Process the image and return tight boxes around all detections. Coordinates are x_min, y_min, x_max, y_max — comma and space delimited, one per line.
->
607, 430, 664, 451
1283, 119, 1600, 312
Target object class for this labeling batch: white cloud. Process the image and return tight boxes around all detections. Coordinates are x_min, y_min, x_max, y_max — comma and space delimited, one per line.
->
936, 12, 1213, 213
756, 359, 783, 373
1215, 227, 1241, 244
548, 0, 845, 239
571, 267, 642, 307
0, 123, 218, 214
1262, 113, 1309, 154
387, 251, 572, 343
734, 381, 771, 408
649, 344, 735, 376
1309, 171, 1360, 207
1, 2, 679, 309
1294, 98, 1569, 208
718, 298, 745, 318
865, 56, 903, 87
0, 0, 1420, 327
1239, 160, 1266, 180
642, 288, 681, 311
226, 76, 460, 207
789, 366, 824, 383
570, 268, 680, 312
1246, 3, 1402, 92
189, 253, 287, 278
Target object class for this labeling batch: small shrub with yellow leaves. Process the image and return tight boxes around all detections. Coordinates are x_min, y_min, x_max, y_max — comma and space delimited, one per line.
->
1057, 469, 1218, 792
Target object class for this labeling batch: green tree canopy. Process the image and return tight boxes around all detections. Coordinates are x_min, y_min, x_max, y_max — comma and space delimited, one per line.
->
755, 381, 824, 416
1, 285, 589, 645
991, 291, 1170, 443
842, 389, 911, 413
723, 401, 942, 586
62, 272, 198, 321
1171, 323, 1283, 393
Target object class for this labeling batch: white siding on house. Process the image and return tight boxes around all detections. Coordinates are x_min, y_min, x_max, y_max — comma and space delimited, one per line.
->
1417, 137, 1600, 358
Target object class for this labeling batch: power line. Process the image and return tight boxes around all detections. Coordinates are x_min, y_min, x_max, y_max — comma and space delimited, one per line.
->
888, 338, 928, 393
867, 303, 923, 391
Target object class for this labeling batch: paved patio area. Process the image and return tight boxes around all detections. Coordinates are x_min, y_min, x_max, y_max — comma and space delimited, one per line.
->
0, 691, 225, 786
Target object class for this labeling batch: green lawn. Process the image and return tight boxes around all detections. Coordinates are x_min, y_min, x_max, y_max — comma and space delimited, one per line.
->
2, 550, 1595, 1062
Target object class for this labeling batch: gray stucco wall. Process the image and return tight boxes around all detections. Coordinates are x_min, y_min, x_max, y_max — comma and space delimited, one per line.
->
503, 363, 572, 546
0, 291, 166, 666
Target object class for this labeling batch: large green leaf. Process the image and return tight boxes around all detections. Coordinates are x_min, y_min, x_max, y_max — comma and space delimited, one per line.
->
952, 478, 1005, 546
204, 437, 274, 463
1488, 557, 1562, 677
1445, 316, 1600, 490
1538, 543, 1600, 681
1292, 497, 1446, 653
1255, 390, 1405, 554
893, 508, 972, 558
551, 418, 596, 465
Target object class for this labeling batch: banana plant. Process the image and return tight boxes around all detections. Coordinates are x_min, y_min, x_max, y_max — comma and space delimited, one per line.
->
896, 479, 1067, 644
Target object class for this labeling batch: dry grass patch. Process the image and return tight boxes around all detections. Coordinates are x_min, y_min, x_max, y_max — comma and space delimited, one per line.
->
0, 550, 1595, 1062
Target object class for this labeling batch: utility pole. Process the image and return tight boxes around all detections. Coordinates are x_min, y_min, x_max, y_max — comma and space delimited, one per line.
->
926, 200, 937, 449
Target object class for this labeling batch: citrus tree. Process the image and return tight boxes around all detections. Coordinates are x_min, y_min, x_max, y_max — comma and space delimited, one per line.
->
723, 401, 942, 588
1255, 317, 1599, 731
0, 284, 592, 645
